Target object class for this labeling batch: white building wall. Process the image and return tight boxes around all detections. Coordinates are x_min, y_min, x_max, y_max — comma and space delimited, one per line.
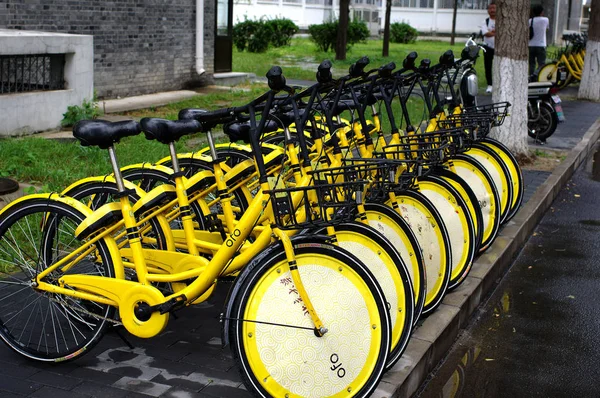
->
234, 1, 488, 34
0, 30, 93, 136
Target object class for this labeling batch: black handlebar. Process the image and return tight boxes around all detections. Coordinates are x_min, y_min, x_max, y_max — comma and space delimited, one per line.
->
317, 59, 333, 84
266, 66, 287, 91
349, 56, 370, 77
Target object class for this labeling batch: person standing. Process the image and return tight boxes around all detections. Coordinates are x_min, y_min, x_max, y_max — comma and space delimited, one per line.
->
480, 2, 496, 94
529, 5, 549, 76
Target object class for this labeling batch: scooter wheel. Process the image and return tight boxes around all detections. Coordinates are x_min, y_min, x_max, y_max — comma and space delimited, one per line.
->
528, 101, 558, 141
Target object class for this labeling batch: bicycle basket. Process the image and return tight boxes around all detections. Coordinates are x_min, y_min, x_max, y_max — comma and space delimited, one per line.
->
380, 130, 454, 169
266, 167, 365, 230
462, 101, 511, 127
437, 118, 481, 150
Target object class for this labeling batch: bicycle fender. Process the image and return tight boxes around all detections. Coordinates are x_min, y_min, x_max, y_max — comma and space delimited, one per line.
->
61, 175, 147, 198
220, 234, 333, 348
0, 194, 125, 279
121, 162, 175, 176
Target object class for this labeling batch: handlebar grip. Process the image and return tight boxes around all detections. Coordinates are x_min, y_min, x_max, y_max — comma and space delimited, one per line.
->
266, 66, 287, 91
317, 59, 333, 84
403, 52, 418, 70
378, 62, 396, 78
439, 50, 455, 67
349, 56, 370, 77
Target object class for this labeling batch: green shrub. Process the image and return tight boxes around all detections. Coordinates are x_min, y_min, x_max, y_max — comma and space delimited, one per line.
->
390, 22, 418, 44
61, 94, 101, 127
308, 21, 338, 52
233, 17, 298, 53
308, 20, 370, 52
264, 18, 299, 47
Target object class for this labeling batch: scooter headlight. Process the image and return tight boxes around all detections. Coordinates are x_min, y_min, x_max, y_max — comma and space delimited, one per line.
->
466, 74, 478, 96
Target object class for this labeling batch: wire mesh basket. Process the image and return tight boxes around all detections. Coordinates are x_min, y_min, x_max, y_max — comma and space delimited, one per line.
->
462, 101, 511, 127
266, 166, 366, 230
379, 130, 455, 170
436, 119, 479, 152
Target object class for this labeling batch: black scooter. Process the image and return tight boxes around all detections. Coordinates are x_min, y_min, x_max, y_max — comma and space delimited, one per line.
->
458, 35, 564, 143
527, 82, 565, 143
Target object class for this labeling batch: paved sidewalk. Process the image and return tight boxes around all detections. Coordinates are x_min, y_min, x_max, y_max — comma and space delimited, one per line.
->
0, 90, 598, 397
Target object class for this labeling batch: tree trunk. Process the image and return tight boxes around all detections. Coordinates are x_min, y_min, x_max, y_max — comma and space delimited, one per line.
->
578, 0, 600, 101
336, 0, 350, 61
490, 0, 530, 156
383, 0, 392, 57
450, 0, 458, 46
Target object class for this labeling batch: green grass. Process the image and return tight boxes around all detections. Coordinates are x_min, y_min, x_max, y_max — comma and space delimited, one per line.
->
120, 85, 269, 120
0, 87, 269, 191
233, 37, 486, 88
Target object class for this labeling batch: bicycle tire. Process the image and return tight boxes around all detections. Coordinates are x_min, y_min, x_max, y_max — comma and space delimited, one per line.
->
360, 203, 426, 325
417, 175, 476, 290
450, 155, 501, 252
228, 241, 390, 397
0, 197, 116, 362
386, 191, 451, 315
432, 168, 484, 252
464, 144, 513, 224
479, 138, 524, 222
315, 221, 414, 370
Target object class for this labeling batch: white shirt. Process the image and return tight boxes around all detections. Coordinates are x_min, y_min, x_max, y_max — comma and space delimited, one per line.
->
529, 16, 549, 47
480, 17, 496, 49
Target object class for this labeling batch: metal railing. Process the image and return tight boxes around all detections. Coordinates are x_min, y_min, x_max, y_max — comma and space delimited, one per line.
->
0, 54, 65, 94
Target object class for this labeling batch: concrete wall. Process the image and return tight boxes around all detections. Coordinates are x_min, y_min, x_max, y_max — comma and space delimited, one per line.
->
0, 30, 93, 136
0, 0, 215, 99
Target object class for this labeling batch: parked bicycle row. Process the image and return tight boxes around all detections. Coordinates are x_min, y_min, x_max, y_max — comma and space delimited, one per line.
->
0, 46, 522, 397
534, 32, 587, 89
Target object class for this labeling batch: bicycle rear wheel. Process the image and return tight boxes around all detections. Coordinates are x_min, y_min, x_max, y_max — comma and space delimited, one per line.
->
229, 242, 390, 397
0, 198, 116, 362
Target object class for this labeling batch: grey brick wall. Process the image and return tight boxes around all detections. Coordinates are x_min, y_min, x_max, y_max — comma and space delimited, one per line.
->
0, 0, 215, 99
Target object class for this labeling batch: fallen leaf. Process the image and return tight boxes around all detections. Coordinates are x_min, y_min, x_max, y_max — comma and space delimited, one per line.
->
567, 295, 575, 299
512, 328, 516, 333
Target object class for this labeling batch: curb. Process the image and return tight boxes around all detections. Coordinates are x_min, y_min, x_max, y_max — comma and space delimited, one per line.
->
375, 117, 600, 398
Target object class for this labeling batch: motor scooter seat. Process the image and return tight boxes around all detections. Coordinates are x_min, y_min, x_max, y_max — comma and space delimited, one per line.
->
528, 82, 554, 88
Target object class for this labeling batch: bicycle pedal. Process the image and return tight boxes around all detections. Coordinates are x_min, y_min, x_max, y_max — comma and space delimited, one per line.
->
204, 213, 227, 240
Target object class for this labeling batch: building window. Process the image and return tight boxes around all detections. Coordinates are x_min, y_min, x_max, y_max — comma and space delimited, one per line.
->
439, 0, 489, 9
0, 54, 65, 94
392, 0, 433, 7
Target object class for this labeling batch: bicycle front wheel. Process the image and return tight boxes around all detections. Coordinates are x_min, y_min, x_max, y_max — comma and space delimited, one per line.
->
229, 243, 390, 397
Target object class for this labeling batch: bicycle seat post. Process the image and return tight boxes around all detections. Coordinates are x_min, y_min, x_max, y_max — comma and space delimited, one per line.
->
168, 142, 181, 173
108, 146, 127, 193
206, 130, 219, 161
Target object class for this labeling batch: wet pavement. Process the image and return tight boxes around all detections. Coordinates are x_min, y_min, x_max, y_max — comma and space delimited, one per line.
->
415, 145, 600, 398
